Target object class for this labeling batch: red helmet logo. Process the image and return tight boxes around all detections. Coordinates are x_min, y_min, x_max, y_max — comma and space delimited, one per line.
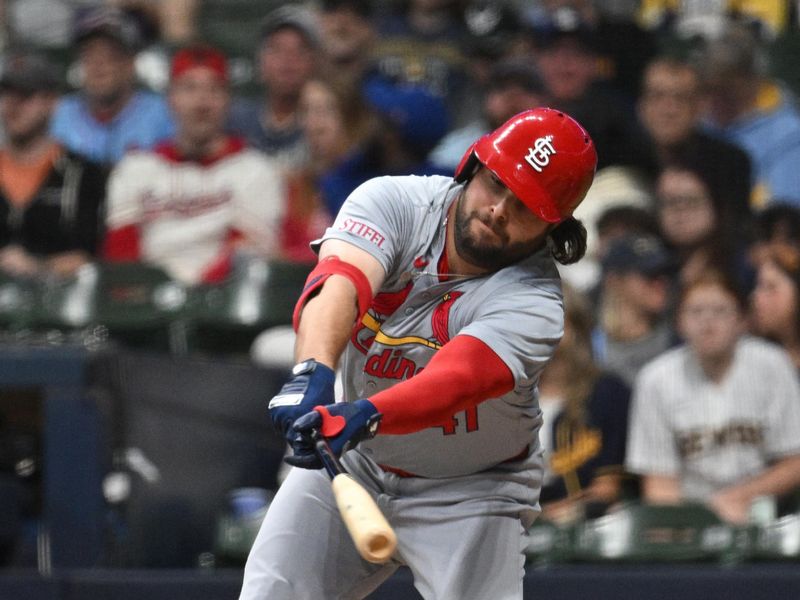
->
454, 108, 597, 223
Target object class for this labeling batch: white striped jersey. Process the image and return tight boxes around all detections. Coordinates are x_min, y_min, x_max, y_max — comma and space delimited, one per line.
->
626, 335, 800, 500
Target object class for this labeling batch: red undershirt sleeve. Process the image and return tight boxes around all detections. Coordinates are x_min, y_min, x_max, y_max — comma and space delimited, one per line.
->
369, 334, 515, 435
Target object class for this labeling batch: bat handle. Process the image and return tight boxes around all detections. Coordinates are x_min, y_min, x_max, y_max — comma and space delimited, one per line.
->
315, 437, 347, 480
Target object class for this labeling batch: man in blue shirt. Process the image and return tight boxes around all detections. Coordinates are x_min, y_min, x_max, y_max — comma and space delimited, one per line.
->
50, 7, 174, 166
697, 24, 800, 208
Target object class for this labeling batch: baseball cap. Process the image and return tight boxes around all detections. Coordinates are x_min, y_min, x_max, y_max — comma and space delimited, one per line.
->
529, 7, 598, 52
73, 6, 142, 53
602, 234, 672, 277
171, 46, 229, 83
363, 77, 449, 155
260, 5, 320, 48
463, 0, 521, 59
0, 50, 61, 94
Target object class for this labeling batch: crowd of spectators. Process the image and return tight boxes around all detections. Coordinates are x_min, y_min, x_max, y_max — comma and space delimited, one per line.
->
2, 0, 800, 543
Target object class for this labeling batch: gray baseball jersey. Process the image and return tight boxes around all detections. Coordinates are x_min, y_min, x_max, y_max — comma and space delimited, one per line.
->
241, 174, 565, 600
626, 336, 800, 500
317, 175, 564, 479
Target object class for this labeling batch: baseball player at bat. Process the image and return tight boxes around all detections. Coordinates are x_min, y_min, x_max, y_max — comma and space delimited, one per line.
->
240, 108, 597, 600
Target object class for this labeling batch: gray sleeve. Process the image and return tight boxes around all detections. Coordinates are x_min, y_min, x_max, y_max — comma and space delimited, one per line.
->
625, 363, 681, 476
764, 348, 800, 458
457, 282, 564, 389
317, 176, 415, 275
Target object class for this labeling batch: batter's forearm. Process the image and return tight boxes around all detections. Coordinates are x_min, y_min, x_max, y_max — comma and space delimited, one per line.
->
370, 335, 514, 434
295, 275, 360, 369
293, 240, 385, 369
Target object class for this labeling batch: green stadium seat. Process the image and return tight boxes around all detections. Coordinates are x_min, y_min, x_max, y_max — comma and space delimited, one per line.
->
734, 513, 800, 562
572, 502, 734, 563
31, 264, 99, 332
0, 272, 39, 331
93, 261, 190, 353
524, 517, 578, 566
189, 259, 311, 356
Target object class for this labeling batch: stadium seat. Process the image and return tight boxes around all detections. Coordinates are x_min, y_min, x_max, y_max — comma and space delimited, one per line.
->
0, 273, 38, 332
188, 259, 311, 356
572, 502, 734, 563
738, 513, 800, 562
31, 264, 99, 332
93, 262, 190, 353
524, 517, 578, 566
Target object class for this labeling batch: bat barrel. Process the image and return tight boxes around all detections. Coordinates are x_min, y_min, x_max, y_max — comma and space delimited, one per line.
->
331, 473, 398, 564
312, 437, 398, 564
363, 531, 395, 562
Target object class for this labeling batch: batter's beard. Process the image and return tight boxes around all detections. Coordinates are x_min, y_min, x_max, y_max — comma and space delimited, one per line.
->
453, 193, 544, 271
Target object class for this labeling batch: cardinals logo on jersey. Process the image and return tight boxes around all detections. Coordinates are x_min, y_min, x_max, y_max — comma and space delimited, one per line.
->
358, 289, 465, 382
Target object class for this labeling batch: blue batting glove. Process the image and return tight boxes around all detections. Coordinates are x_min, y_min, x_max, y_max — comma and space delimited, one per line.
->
268, 359, 335, 440
285, 399, 381, 469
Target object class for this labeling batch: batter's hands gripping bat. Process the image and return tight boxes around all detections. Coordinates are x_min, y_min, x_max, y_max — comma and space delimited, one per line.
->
315, 436, 397, 564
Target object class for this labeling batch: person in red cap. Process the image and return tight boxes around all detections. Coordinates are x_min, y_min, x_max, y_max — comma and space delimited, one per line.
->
103, 45, 285, 285
240, 108, 597, 599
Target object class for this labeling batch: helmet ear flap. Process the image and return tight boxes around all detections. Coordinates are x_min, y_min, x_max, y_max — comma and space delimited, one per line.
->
454, 149, 480, 183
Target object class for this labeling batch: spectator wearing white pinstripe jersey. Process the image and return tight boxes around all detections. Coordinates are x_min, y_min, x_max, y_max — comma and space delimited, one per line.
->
626, 269, 800, 524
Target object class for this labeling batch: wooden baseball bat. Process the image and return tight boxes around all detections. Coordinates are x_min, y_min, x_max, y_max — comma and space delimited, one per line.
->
315, 438, 397, 563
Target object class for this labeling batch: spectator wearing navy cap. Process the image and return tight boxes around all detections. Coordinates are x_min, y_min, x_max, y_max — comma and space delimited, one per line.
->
227, 4, 320, 171
50, 6, 174, 166
0, 49, 107, 278
318, 0, 376, 87
593, 233, 677, 387
104, 45, 284, 285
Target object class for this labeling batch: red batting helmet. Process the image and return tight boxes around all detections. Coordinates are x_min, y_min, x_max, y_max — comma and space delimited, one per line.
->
454, 107, 597, 223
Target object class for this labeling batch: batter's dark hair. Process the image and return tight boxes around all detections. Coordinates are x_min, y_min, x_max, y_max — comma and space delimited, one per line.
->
547, 217, 587, 265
